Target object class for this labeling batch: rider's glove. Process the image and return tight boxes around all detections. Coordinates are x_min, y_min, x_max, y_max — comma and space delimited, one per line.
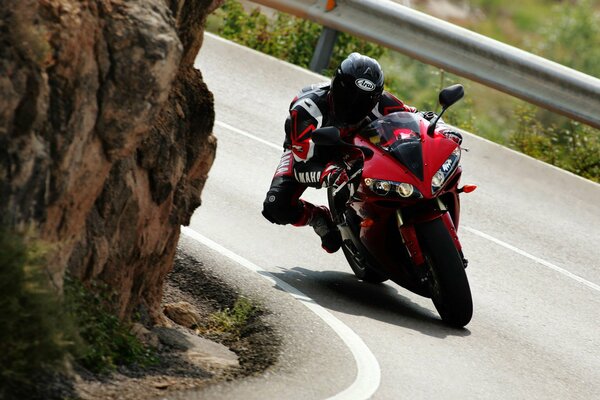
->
322, 165, 351, 209
321, 165, 349, 189
440, 129, 463, 145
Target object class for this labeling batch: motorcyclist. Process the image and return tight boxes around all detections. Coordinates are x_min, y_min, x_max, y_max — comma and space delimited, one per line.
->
261, 52, 421, 253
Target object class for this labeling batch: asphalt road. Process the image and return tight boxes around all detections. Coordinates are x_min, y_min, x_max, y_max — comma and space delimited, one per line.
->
177, 33, 600, 399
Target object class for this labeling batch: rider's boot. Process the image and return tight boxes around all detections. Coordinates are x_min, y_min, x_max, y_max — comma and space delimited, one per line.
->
294, 201, 342, 253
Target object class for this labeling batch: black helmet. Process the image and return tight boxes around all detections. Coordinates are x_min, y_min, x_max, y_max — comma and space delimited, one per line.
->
330, 53, 384, 125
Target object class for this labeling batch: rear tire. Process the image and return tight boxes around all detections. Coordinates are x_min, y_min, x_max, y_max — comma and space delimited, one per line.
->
416, 218, 473, 327
342, 240, 388, 284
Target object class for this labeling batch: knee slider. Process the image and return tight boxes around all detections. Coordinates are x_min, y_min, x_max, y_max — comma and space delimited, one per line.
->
262, 193, 298, 225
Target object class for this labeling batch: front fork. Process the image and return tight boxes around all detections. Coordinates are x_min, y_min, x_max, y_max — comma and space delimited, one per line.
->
397, 199, 465, 268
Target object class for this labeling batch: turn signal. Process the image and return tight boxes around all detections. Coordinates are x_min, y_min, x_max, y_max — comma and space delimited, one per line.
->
360, 218, 375, 228
459, 184, 478, 193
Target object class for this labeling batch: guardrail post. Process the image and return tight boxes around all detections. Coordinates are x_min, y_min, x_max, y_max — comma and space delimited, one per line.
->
309, 0, 338, 73
309, 26, 338, 73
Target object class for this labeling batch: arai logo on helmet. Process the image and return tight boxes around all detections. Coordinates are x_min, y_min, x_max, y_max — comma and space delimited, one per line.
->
355, 78, 376, 92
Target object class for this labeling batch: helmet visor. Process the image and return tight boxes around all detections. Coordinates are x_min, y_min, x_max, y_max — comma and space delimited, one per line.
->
332, 84, 379, 125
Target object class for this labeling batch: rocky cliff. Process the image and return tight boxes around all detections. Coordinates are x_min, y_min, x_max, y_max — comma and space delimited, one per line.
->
0, 0, 221, 321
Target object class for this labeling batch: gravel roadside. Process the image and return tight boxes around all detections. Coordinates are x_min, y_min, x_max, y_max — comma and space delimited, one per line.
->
38, 247, 280, 400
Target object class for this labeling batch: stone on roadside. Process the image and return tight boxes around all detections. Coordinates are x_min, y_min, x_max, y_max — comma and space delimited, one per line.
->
131, 322, 160, 348
164, 301, 201, 328
153, 327, 239, 370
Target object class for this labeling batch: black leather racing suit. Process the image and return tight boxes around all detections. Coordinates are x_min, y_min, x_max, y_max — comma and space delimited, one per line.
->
262, 82, 418, 227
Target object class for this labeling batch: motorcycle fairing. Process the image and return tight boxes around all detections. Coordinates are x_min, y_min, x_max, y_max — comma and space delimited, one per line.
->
363, 113, 425, 180
359, 112, 460, 197
389, 140, 424, 181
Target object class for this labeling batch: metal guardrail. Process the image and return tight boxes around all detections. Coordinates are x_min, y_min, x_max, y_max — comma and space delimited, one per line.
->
250, 0, 600, 129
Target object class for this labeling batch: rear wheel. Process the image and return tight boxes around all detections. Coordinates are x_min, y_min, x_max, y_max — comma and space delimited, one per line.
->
416, 218, 472, 327
341, 240, 388, 284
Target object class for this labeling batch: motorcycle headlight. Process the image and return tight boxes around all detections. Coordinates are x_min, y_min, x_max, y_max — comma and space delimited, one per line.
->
431, 170, 445, 188
396, 183, 414, 197
374, 180, 391, 195
364, 178, 422, 199
431, 147, 461, 194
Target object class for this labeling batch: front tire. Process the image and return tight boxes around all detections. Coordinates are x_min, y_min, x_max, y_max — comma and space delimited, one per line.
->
416, 218, 473, 327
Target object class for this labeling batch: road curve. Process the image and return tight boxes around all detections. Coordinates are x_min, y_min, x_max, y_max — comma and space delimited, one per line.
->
176, 33, 600, 399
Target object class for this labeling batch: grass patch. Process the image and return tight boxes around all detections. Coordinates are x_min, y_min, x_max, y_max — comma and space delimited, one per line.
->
200, 296, 257, 339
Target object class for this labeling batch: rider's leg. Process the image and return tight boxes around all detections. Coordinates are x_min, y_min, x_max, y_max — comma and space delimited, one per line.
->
262, 151, 341, 253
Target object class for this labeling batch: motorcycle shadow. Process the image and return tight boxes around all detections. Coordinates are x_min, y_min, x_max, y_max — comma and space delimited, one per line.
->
268, 266, 471, 338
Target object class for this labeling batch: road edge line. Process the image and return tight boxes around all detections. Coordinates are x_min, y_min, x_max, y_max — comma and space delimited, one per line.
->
181, 226, 381, 400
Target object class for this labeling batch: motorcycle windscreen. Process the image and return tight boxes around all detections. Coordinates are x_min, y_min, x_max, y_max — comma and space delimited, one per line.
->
363, 112, 424, 180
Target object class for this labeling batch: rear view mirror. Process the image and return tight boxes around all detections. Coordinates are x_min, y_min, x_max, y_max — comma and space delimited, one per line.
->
311, 126, 341, 145
428, 84, 465, 137
439, 84, 464, 109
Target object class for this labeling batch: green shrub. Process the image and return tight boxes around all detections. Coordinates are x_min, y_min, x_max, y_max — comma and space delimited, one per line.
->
509, 0, 600, 182
509, 106, 600, 182
536, 0, 600, 77
509, 106, 557, 161
64, 278, 157, 373
0, 227, 157, 399
0, 229, 74, 397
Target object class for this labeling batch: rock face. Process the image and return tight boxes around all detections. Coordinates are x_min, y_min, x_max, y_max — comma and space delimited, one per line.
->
0, 0, 222, 320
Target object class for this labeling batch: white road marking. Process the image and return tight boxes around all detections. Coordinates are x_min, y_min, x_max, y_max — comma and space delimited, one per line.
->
181, 227, 381, 400
463, 226, 600, 293
215, 120, 281, 151
215, 120, 600, 293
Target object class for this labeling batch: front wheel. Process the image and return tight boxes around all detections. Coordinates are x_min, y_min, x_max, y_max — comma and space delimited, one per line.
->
416, 218, 473, 327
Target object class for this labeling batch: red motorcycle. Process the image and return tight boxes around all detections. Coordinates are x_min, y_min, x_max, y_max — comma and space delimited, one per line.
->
313, 84, 475, 327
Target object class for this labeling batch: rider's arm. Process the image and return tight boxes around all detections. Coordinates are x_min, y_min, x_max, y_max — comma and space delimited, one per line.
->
286, 99, 327, 187
377, 91, 418, 116
378, 93, 445, 125
288, 99, 345, 188
288, 100, 320, 163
